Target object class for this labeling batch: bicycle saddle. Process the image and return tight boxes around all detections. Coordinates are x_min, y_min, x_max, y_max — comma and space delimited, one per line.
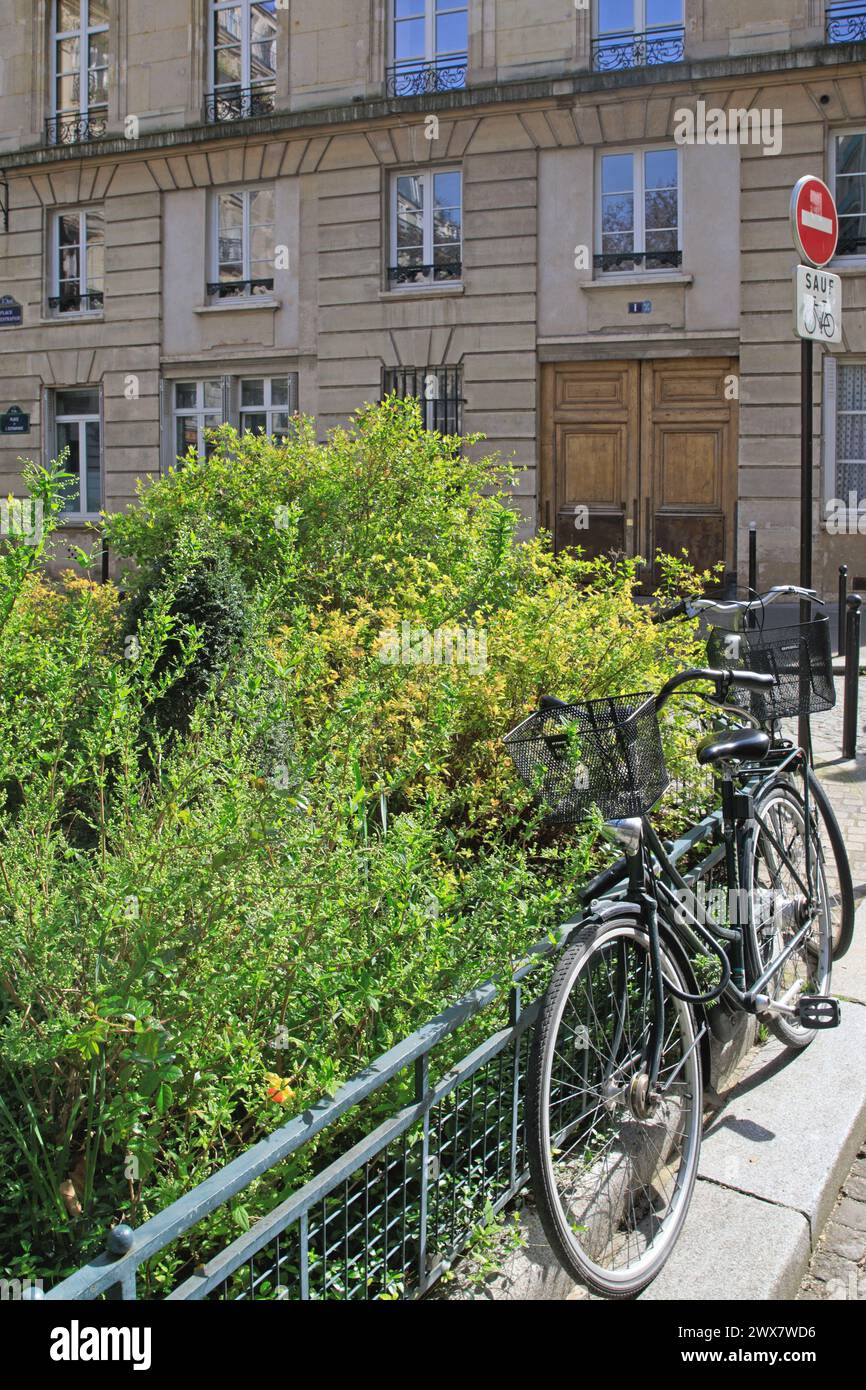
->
696, 727, 771, 766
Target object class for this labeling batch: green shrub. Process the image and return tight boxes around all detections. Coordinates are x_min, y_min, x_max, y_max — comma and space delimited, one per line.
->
0, 404, 711, 1284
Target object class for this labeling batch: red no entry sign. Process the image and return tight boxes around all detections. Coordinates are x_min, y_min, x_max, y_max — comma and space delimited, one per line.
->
790, 175, 838, 267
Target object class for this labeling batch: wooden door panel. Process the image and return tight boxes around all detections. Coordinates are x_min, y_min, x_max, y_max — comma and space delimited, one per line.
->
541, 358, 737, 590
556, 510, 626, 559
560, 426, 626, 506
642, 360, 737, 591
657, 428, 724, 509
542, 362, 638, 563
654, 513, 726, 580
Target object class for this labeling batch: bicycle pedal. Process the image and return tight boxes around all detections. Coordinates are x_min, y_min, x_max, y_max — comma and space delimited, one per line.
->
796, 995, 841, 1029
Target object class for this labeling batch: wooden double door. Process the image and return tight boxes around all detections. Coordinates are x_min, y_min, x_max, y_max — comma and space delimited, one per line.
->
540, 358, 738, 592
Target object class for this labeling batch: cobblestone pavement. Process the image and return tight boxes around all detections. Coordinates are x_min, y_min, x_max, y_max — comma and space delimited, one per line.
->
794, 672, 866, 1301
798, 1147, 866, 1301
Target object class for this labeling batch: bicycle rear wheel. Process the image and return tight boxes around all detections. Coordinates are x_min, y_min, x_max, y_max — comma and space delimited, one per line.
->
526, 915, 703, 1298
747, 779, 833, 1050
806, 767, 855, 960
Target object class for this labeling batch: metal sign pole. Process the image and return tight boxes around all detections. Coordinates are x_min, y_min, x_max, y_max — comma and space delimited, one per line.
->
799, 335, 814, 756
790, 175, 839, 759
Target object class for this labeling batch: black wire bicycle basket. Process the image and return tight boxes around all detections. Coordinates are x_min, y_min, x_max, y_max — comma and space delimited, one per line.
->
504, 693, 669, 825
706, 615, 835, 721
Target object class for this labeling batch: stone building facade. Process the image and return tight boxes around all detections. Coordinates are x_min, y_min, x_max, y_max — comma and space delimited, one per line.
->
1, 1, 865, 591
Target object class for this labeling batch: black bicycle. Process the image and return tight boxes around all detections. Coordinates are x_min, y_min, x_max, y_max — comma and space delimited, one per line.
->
505, 663, 842, 1297
652, 584, 854, 961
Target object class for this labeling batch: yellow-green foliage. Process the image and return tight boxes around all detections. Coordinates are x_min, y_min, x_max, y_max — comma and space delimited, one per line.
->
0, 402, 712, 1284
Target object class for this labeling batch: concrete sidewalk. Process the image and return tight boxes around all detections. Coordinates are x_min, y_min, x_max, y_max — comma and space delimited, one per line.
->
639, 898, 866, 1301
442, 682, 866, 1301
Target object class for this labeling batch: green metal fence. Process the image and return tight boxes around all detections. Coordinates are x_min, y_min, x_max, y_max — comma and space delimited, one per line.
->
40, 811, 724, 1303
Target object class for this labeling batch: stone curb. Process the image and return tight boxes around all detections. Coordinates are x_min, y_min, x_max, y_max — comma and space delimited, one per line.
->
440, 899, 866, 1302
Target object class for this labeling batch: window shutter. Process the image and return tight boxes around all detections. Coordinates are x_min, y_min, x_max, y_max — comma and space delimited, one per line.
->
159, 378, 172, 475
43, 385, 56, 468
822, 353, 838, 511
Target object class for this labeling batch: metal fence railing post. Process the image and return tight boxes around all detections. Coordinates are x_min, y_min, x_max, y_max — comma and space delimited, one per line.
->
838, 564, 848, 659
748, 522, 757, 600
415, 1054, 430, 1292
843, 593, 862, 760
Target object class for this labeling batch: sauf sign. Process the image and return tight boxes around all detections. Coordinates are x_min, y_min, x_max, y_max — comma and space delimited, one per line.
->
794, 265, 842, 345
791, 175, 841, 344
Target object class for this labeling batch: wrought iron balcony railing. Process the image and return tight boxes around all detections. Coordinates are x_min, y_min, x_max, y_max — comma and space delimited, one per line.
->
385, 60, 468, 97
204, 86, 276, 123
388, 261, 462, 287
594, 249, 683, 273
48, 290, 104, 313
45, 112, 108, 146
207, 278, 275, 299
827, 3, 866, 43
592, 27, 685, 70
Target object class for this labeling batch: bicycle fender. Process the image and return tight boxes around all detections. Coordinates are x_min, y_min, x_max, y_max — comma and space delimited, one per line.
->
573, 900, 713, 1082
583, 896, 643, 923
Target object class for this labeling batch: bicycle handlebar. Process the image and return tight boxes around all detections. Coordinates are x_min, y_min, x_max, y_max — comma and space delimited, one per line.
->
651, 584, 822, 625
538, 668, 775, 719
654, 666, 775, 713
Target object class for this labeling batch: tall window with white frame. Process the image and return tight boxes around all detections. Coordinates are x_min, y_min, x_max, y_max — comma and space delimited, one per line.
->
835, 362, 866, 512
390, 169, 462, 288
49, 1, 109, 145
208, 1, 278, 122
388, 1, 468, 96
593, 0, 684, 71
174, 381, 223, 461
54, 389, 102, 515
833, 132, 866, 259
209, 187, 275, 300
49, 208, 104, 315
597, 148, 680, 274
239, 377, 296, 436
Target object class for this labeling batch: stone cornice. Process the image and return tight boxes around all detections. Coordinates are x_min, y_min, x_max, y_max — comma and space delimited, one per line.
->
2, 40, 866, 173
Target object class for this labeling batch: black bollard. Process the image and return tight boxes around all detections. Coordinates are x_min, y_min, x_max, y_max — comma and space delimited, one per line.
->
843, 593, 862, 760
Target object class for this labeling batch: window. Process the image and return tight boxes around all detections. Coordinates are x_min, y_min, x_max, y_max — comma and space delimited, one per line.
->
49, 0, 109, 144
49, 208, 104, 314
240, 377, 297, 436
208, 1, 277, 120
827, 3, 866, 45
832, 362, 866, 506
833, 132, 866, 258
54, 388, 101, 515
174, 380, 223, 460
209, 187, 275, 299
593, 0, 684, 70
596, 148, 680, 273
383, 366, 464, 434
390, 170, 462, 288
167, 374, 299, 466
388, 1, 468, 96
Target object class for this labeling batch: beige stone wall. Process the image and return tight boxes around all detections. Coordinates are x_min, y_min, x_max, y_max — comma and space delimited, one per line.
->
0, 162, 161, 567
736, 72, 866, 591
2, 5, 866, 591
0, 1, 841, 157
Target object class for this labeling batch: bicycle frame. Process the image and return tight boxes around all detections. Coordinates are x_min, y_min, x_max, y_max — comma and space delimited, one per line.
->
581, 743, 821, 1093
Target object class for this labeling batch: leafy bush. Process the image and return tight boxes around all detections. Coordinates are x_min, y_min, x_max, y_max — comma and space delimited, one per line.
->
0, 400, 710, 1285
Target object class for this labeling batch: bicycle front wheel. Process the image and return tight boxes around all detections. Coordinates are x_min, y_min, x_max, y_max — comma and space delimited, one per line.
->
526, 915, 703, 1299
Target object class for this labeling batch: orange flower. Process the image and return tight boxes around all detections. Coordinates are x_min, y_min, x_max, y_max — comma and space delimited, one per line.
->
265, 1071, 294, 1104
